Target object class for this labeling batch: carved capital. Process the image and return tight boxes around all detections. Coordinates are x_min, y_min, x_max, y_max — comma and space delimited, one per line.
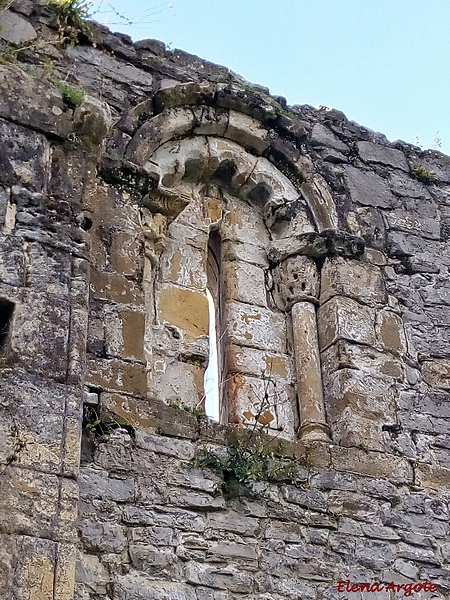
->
140, 209, 168, 265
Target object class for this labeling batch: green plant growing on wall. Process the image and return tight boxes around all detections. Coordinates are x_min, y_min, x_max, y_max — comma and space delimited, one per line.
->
57, 79, 85, 109
46, 0, 91, 30
192, 376, 298, 498
411, 165, 435, 185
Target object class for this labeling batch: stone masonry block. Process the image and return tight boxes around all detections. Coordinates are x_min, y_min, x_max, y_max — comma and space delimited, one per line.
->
323, 368, 397, 425
0, 466, 78, 542
357, 141, 408, 171
0, 369, 81, 477
1, 284, 71, 381
330, 446, 413, 483
320, 256, 386, 306
0, 236, 24, 286
331, 411, 386, 451
90, 269, 144, 305
104, 306, 146, 362
321, 339, 404, 381
151, 358, 205, 409
344, 165, 398, 209
225, 110, 270, 155
156, 283, 208, 338
223, 260, 267, 307
86, 356, 147, 397
227, 372, 296, 438
226, 300, 286, 353
159, 238, 207, 291
110, 231, 144, 277
317, 296, 376, 351
422, 359, 450, 389
227, 344, 295, 382
0, 534, 58, 600
375, 309, 407, 355
220, 195, 270, 247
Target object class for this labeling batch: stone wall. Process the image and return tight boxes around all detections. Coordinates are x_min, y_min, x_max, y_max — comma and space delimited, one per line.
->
1, 1, 450, 598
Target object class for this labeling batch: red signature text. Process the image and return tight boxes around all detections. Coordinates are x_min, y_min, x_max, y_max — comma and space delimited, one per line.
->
337, 580, 437, 596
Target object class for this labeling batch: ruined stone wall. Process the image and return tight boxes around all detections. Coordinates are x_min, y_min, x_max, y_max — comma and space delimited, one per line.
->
1, 1, 450, 599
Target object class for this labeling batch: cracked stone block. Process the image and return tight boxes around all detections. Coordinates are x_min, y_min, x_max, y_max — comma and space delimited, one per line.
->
320, 256, 386, 306
357, 141, 408, 171
223, 260, 267, 307
225, 300, 286, 353
318, 296, 376, 350
344, 165, 398, 209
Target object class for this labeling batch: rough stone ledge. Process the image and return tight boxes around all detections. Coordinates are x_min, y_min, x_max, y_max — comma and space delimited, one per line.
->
93, 393, 439, 488
268, 230, 365, 263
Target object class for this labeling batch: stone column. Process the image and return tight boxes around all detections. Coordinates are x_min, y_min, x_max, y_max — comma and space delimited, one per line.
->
292, 301, 329, 441
272, 254, 330, 442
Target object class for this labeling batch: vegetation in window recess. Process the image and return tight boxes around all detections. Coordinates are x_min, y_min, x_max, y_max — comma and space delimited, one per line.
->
169, 399, 205, 419
83, 406, 134, 438
411, 165, 435, 185
192, 397, 298, 499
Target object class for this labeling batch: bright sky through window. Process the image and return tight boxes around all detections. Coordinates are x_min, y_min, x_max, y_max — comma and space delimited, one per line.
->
204, 288, 219, 421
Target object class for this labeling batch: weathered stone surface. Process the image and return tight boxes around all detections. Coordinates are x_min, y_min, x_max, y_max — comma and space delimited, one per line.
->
320, 256, 386, 306
311, 123, 349, 152
223, 260, 267, 307
421, 359, 450, 389
357, 141, 408, 171
344, 165, 398, 208
317, 295, 376, 350
0, 10, 36, 44
2, 8, 450, 600
272, 255, 319, 310
225, 301, 287, 353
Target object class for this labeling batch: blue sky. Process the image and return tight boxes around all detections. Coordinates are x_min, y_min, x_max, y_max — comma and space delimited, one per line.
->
91, 0, 450, 155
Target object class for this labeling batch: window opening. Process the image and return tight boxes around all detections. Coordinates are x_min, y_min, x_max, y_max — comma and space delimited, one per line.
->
204, 230, 224, 421
204, 288, 219, 420
0, 298, 15, 354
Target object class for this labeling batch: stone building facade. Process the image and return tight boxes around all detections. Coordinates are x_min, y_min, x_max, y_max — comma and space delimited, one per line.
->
1, 1, 450, 598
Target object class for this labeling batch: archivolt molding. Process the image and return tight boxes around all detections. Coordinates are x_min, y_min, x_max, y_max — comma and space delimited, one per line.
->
110, 82, 339, 233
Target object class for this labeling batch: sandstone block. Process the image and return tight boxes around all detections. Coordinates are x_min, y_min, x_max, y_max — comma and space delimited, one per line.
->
320, 256, 386, 306
157, 283, 208, 338
323, 368, 397, 424
321, 340, 403, 381
160, 239, 207, 290
223, 260, 267, 307
221, 239, 269, 268
225, 301, 286, 353
104, 307, 146, 362
225, 110, 270, 155
226, 344, 294, 381
317, 296, 376, 350
0, 370, 81, 476
375, 309, 407, 355
110, 231, 144, 277
90, 269, 144, 305
220, 196, 270, 247
86, 356, 147, 397
151, 358, 205, 408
